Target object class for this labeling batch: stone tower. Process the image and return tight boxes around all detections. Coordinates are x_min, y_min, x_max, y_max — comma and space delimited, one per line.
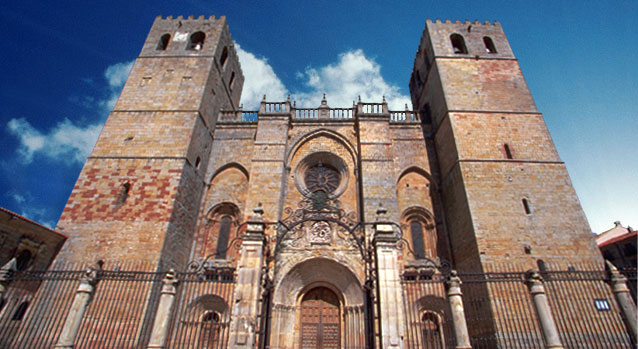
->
409, 19, 602, 271
55, 15, 243, 269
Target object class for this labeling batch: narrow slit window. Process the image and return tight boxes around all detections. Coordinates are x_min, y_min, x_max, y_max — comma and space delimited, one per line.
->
483, 36, 497, 53
116, 182, 131, 205
522, 198, 531, 215
450, 34, 468, 54
157, 34, 171, 50
215, 216, 232, 259
410, 220, 426, 259
195, 156, 201, 169
188, 31, 205, 50
504, 143, 513, 159
423, 48, 431, 72
220, 47, 229, 68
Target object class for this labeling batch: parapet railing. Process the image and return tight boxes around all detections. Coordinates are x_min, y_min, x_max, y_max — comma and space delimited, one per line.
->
218, 100, 420, 123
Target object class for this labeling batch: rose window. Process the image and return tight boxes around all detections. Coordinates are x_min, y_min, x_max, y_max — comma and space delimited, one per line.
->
304, 164, 340, 194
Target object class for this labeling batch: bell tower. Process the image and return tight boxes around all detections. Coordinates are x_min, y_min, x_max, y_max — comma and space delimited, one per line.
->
410, 19, 601, 271
56, 15, 244, 269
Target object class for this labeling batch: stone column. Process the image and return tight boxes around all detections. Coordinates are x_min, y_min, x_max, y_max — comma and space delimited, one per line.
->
445, 270, 471, 349
525, 270, 563, 349
606, 261, 637, 343
229, 206, 266, 348
374, 218, 406, 348
0, 258, 17, 300
55, 266, 101, 348
147, 270, 180, 349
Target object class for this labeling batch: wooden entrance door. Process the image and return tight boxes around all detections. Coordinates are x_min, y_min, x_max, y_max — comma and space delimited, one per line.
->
300, 287, 340, 348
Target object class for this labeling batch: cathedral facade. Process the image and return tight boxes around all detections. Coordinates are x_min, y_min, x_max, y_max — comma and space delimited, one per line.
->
4, 15, 634, 349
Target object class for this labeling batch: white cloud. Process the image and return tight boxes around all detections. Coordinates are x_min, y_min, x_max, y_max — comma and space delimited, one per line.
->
19, 206, 56, 229
12, 193, 26, 205
294, 50, 412, 110
236, 44, 288, 109
7, 117, 102, 164
236, 46, 410, 110
101, 60, 134, 112
6, 60, 135, 165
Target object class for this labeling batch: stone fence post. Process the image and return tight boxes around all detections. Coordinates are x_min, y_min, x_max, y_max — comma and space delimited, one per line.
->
147, 269, 180, 349
606, 261, 637, 344
373, 217, 406, 348
444, 270, 471, 349
525, 270, 563, 349
55, 265, 101, 348
229, 206, 266, 348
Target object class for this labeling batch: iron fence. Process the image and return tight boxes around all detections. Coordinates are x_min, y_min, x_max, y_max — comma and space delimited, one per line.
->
402, 265, 636, 349
0, 262, 235, 349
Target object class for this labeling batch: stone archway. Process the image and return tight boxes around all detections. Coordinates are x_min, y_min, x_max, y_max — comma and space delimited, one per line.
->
269, 258, 365, 349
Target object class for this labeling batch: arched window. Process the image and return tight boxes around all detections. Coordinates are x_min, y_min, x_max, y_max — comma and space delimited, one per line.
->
199, 311, 220, 346
421, 312, 443, 348
200, 203, 240, 260
12, 301, 29, 321
220, 47, 229, 68
402, 207, 437, 260
188, 31, 206, 50
483, 36, 497, 53
537, 259, 547, 272
450, 34, 468, 54
157, 34, 171, 50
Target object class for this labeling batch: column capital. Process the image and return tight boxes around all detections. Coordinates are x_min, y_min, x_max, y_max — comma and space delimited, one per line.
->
606, 260, 631, 294
160, 269, 179, 295
445, 270, 463, 296
525, 270, 545, 295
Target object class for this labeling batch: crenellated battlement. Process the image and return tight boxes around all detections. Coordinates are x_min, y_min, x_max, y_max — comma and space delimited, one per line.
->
154, 14, 224, 24
428, 18, 501, 26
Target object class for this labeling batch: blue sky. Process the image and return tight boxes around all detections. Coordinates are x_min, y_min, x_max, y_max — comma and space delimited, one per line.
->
1, 1, 636, 233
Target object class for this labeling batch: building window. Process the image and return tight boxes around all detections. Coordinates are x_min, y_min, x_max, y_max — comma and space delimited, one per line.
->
483, 36, 497, 53
220, 47, 229, 68
522, 198, 532, 215
195, 156, 201, 170
450, 34, 468, 54
188, 31, 206, 50
410, 220, 426, 259
12, 301, 29, 321
116, 182, 131, 206
504, 143, 513, 159
537, 259, 547, 272
214, 216, 232, 259
305, 163, 340, 194
199, 311, 220, 346
157, 34, 170, 50
15, 250, 32, 271
421, 312, 443, 348
423, 48, 431, 72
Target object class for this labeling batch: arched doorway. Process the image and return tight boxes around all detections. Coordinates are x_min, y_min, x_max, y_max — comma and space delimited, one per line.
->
300, 287, 340, 348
